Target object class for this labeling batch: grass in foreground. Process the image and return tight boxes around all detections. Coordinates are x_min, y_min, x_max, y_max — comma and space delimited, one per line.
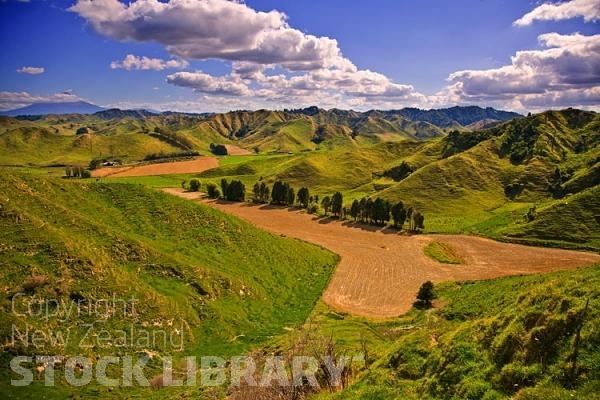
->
0, 170, 338, 398
319, 263, 600, 400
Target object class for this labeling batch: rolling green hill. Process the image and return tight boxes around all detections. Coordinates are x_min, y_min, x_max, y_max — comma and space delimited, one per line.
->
1, 107, 599, 399
199, 109, 600, 249
0, 171, 338, 398
0, 105, 520, 167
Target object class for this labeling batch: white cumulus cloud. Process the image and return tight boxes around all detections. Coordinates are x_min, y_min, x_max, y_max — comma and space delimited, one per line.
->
0, 91, 81, 110
443, 33, 600, 111
514, 0, 600, 26
69, 0, 349, 71
166, 71, 251, 96
110, 54, 189, 70
16, 66, 44, 75
71, 0, 427, 108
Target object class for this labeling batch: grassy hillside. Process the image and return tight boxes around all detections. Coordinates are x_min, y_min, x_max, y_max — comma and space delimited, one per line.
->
321, 263, 600, 400
2, 108, 597, 246
0, 171, 338, 398
2, 105, 513, 167
0, 116, 184, 166
195, 109, 600, 249
501, 185, 600, 250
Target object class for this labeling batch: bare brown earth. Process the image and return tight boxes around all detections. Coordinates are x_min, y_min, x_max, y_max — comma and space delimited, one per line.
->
164, 189, 600, 318
224, 144, 253, 155
93, 157, 219, 177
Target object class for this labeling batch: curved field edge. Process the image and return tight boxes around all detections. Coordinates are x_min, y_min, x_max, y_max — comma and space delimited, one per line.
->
0, 171, 338, 399
317, 262, 600, 400
424, 241, 464, 264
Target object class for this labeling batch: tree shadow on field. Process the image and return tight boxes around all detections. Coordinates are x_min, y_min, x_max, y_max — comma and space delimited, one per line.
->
312, 215, 338, 224
341, 220, 404, 235
211, 199, 237, 205
256, 204, 299, 212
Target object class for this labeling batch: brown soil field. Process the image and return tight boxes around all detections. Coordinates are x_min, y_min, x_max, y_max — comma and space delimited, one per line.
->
224, 144, 253, 155
93, 157, 219, 178
164, 189, 600, 318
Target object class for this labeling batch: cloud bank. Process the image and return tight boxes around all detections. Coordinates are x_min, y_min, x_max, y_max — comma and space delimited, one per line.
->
63, 0, 600, 112
444, 33, 600, 110
0, 91, 80, 110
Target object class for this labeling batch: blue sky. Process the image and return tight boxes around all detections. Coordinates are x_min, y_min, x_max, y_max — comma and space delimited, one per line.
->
0, 0, 598, 112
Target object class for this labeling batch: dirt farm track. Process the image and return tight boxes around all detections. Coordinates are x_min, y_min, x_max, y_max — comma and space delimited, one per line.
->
165, 189, 600, 318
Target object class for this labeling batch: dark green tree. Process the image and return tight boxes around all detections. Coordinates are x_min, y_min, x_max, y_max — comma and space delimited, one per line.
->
331, 192, 343, 217
287, 187, 295, 206
359, 197, 367, 222
406, 207, 414, 230
415, 281, 435, 309
372, 197, 389, 225
253, 182, 261, 203
350, 199, 360, 221
206, 183, 220, 199
391, 201, 406, 229
412, 211, 425, 232
259, 182, 270, 203
297, 187, 310, 208
365, 198, 374, 223
220, 178, 229, 199
225, 180, 245, 202
189, 179, 201, 192
271, 181, 290, 205
321, 196, 331, 215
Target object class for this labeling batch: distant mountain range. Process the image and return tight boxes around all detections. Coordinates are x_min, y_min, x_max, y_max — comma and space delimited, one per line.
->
0, 101, 520, 127
0, 101, 105, 116
0, 104, 524, 158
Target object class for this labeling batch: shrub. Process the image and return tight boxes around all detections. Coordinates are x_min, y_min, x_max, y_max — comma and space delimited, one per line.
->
206, 183, 220, 199
383, 161, 414, 182
88, 158, 102, 170
414, 281, 435, 309
210, 143, 228, 155
224, 179, 245, 202
189, 179, 201, 192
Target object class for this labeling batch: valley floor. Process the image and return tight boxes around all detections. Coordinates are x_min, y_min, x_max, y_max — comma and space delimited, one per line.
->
163, 188, 600, 318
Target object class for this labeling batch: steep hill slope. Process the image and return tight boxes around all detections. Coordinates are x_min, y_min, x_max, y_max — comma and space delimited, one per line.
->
0, 171, 337, 398
325, 263, 600, 399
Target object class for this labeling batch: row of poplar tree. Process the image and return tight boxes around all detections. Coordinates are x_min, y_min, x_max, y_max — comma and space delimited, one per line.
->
187, 178, 424, 231
255, 179, 425, 232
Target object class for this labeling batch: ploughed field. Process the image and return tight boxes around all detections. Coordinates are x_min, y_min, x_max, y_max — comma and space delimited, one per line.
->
92, 157, 219, 177
165, 189, 600, 318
